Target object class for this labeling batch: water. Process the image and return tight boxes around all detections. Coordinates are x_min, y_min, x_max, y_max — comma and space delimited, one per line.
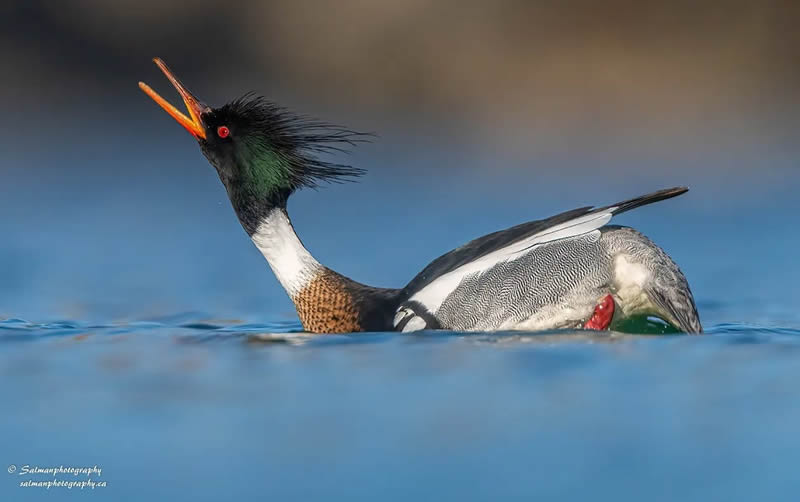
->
2, 131, 800, 500
3, 318, 800, 501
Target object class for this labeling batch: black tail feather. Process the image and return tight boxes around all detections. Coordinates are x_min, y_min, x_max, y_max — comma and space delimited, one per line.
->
604, 187, 689, 217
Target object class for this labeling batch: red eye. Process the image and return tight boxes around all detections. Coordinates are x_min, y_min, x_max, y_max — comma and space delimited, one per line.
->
217, 126, 230, 138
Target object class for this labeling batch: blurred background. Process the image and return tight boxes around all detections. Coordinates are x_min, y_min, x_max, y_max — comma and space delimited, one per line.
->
1, 0, 799, 324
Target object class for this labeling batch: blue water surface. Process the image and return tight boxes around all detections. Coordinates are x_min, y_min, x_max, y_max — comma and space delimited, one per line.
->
2, 128, 800, 500
3, 319, 800, 501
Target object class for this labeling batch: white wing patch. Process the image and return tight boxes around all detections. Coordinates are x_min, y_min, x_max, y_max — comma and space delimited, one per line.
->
393, 307, 429, 332
401, 316, 428, 333
403, 209, 616, 316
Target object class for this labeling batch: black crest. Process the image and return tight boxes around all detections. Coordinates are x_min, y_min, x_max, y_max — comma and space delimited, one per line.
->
210, 94, 370, 191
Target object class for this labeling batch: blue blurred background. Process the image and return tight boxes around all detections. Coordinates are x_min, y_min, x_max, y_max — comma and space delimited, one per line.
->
1, 0, 799, 324
2, 1, 800, 500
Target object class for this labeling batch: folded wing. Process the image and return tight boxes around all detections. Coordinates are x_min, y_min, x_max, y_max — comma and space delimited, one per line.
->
394, 187, 688, 331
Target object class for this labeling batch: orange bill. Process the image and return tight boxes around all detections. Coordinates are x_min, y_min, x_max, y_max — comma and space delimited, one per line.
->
139, 58, 208, 140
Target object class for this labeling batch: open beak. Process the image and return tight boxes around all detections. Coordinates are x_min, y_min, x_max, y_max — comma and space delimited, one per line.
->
139, 58, 208, 140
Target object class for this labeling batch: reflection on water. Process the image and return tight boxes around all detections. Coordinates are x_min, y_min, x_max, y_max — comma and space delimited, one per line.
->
2, 318, 800, 501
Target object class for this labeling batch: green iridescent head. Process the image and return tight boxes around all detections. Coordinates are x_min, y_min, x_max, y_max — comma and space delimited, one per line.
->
199, 95, 366, 200
139, 58, 367, 233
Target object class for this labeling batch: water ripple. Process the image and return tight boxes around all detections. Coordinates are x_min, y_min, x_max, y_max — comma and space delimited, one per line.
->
2, 316, 799, 346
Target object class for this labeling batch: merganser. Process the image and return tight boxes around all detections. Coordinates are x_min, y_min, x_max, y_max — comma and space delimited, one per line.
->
139, 58, 702, 334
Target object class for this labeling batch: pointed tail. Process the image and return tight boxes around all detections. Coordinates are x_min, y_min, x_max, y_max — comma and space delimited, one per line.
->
604, 187, 689, 217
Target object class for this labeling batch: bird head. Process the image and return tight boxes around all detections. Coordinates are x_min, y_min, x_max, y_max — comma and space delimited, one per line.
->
139, 58, 366, 220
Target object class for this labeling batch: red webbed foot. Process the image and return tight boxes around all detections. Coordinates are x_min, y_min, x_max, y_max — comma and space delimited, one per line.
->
584, 294, 615, 330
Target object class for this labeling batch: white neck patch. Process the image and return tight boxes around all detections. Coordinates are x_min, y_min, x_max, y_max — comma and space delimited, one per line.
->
250, 210, 322, 297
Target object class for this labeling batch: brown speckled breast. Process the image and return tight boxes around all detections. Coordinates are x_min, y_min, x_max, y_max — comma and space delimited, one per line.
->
292, 270, 363, 333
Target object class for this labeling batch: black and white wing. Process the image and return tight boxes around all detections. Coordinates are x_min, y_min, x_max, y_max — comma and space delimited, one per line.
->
393, 187, 688, 332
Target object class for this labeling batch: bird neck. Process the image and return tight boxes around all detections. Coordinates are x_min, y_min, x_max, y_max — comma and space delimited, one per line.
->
250, 207, 322, 298
249, 207, 369, 333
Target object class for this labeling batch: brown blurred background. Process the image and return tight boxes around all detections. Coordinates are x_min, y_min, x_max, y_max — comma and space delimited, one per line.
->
3, 0, 799, 157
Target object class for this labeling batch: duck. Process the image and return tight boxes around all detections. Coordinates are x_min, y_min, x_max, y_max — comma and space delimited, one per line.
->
139, 58, 702, 335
